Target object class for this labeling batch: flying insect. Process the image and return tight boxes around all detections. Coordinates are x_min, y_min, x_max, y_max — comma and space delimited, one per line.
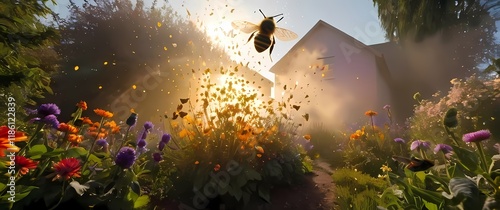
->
232, 9, 298, 61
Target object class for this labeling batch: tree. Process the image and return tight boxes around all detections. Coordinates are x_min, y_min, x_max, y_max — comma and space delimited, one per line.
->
0, 0, 60, 124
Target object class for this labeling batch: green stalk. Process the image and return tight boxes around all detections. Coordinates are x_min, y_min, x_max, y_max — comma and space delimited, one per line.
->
475, 142, 489, 173
441, 152, 451, 179
19, 123, 44, 156
445, 127, 460, 147
113, 125, 132, 160
48, 181, 66, 210
82, 117, 105, 172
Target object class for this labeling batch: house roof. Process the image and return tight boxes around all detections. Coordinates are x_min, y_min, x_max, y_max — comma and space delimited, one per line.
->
270, 20, 385, 73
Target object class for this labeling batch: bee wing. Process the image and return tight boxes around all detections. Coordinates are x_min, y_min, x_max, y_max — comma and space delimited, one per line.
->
231, 20, 259, 33
274, 27, 298, 41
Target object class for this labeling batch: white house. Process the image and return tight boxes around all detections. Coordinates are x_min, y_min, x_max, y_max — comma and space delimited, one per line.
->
269, 20, 395, 127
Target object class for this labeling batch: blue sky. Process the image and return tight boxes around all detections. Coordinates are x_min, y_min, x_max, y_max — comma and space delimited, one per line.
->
48, 0, 388, 81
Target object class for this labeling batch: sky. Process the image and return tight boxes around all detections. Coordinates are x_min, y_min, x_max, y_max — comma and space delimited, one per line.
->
48, 0, 388, 81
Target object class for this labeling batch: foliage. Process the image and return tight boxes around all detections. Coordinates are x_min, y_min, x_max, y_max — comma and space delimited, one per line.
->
332, 168, 389, 209
0, 0, 60, 124
147, 67, 310, 209
305, 123, 346, 168
409, 75, 500, 145
0, 102, 154, 210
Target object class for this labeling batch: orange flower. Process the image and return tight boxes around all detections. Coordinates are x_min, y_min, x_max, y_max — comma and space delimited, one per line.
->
365, 110, 378, 117
350, 133, 361, 140
303, 134, 311, 141
50, 158, 81, 181
58, 123, 78, 134
76, 101, 87, 110
194, 161, 200, 165
94, 109, 113, 118
104, 121, 117, 128
256, 154, 262, 158
0, 126, 28, 157
13, 156, 38, 175
92, 122, 101, 128
67, 134, 83, 144
111, 126, 121, 134
81, 117, 92, 125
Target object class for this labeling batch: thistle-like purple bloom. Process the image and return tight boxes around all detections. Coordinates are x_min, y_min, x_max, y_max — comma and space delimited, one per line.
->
126, 113, 138, 127
434, 144, 453, 154
115, 147, 136, 169
143, 121, 154, 131
37, 103, 61, 116
410, 140, 430, 151
161, 133, 171, 144
42, 114, 60, 129
137, 139, 146, 148
96, 139, 109, 147
394, 138, 405, 144
153, 152, 162, 162
463, 130, 491, 143
158, 141, 166, 151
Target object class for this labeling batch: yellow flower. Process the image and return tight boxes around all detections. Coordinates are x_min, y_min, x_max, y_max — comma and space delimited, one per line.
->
380, 164, 392, 173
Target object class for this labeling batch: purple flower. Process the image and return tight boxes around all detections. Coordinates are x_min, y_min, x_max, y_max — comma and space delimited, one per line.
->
383, 105, 391, 110
115, 147, 136, 169
153, 152, 162, 162
463, 130, 491, 143
161, 133, 171, 144
143, 121, 154, 131
126, 113, 138, 127
37, 103, 61, 116
410, 140, 430, 151
158, 141, 166, 151
42, 114, 60, 128
96, 139, 109, 147
394, 138, 405, 144
137, 139, 146, 148
434, 144, 453, 154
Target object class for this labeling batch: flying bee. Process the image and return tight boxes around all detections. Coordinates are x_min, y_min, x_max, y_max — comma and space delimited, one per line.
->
232, 9, 298, 61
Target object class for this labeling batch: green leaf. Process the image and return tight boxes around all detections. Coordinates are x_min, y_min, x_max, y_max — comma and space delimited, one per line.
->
258, 185, 270, 203
0, 183, 5, 192
244, 168, 261, 181
66, 147, 88, 158
127, 187, 139, 203
423, 200, 439, 210
410, 185, 443, 205
26, 145, 47, 159
133, 195, 150, 209
451, 145, 480, 173
41, 148, 65, 158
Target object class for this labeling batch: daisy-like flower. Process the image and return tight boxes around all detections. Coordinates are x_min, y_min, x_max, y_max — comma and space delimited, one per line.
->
463, 130, 491, 143
115, 147, 136, 169
94, 109, 113, 118
0, 126, 28, 156
365, 110, 378, 117
37, 103, 61, 117
50, 158, 82, 181
58, 123, 78, 133
67, 134, 83, 144
380, 164, 392, 172
76, 101, 87, 111
410, 140, 430, 151
81, 117, 92, 125
14, 156, 38, 175
434, 144, 453, 154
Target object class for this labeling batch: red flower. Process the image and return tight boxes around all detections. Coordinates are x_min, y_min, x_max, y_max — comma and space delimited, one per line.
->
76, 101, 87, 111
50, 158, 81, 181
14, 156, 38, 175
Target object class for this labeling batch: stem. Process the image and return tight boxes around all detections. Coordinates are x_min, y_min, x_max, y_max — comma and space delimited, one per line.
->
442, 153, 451, 179
113, 125, 132, 160
475, 142, 490, 173
445, 127, 460, 147
82, 117, 105, 172
48, 181, 66, 210
19, 123, 45, 156
418, 148, 428, 159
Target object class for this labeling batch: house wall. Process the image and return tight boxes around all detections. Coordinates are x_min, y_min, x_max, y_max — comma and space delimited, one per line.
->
273, 24, 393, 128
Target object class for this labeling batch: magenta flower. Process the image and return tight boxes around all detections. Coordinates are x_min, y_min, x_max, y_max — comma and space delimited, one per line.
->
463, 130, 491, 143
410, 140, 430, 151
434, 144, 453, 154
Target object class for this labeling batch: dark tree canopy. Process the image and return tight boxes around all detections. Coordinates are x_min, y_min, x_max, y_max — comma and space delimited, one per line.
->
0, 0, 60, 124
373, 0, 500, 66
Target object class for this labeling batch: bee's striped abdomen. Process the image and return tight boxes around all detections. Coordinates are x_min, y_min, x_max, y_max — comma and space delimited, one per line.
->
254, 34, 271, 52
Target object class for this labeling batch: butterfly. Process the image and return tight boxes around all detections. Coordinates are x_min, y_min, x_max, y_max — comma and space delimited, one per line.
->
392, 156, 434, 172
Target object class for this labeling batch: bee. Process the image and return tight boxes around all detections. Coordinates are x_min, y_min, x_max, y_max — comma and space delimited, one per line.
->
392, 156, 435, 172
232, 9, 298, 61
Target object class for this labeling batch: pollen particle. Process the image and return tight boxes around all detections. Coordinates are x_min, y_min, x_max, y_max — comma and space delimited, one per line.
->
74, 66, 79, 71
